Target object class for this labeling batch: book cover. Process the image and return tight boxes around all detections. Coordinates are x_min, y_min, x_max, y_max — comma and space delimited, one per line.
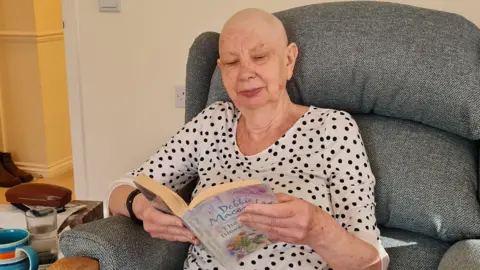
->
182, 183, 277, 268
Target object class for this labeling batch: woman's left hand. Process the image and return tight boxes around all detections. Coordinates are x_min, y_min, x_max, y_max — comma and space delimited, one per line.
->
239, 193, 327, 246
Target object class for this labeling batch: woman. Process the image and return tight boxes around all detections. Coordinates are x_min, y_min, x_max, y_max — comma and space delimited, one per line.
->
108, 8, 389, 270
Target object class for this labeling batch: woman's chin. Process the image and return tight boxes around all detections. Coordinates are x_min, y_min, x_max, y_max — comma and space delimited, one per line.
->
234, 96, 269, 110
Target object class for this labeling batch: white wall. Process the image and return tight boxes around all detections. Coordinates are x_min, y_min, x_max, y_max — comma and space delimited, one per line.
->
66, 0, 480, 200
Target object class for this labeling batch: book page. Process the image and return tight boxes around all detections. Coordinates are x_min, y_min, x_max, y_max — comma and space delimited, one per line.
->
149, 196, 175, 215
182, 183, 277, 269
134, 174, 188, 216
135, 182, 175, 215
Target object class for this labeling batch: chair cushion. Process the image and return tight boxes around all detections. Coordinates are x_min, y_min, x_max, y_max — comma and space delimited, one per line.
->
355, 114, 480, 241
206, 2, 480, 140
380, 226, 451, 270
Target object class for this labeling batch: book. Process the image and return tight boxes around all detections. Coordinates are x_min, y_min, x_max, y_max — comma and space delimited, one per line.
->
134, 174, 278, 268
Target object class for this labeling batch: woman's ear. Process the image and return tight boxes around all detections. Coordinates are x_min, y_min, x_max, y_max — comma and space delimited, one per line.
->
286, 42, 299, 80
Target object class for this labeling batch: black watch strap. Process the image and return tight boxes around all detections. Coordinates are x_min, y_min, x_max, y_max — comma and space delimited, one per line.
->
126, 189, 143, 225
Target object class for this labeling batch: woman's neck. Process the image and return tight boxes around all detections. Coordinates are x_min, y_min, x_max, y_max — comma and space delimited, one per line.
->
240, 97, 296, 136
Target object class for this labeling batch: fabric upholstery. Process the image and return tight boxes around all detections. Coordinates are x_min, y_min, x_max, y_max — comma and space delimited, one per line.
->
185, 32, 220, 123
438, 240, 480, 270
355, 114, 480, 241
380, 226, 451, 270
60, 216, 190, 270
205, 1, 480, 140
59, 220, 451, 270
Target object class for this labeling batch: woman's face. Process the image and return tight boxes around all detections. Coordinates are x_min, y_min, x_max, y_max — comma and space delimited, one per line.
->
218, 26, 297, 110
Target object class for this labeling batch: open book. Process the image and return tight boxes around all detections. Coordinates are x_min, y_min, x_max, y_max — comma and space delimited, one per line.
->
134, 174, 278, 268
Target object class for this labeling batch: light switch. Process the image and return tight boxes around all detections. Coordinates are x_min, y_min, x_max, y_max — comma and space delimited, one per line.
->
99, 0, 121, 12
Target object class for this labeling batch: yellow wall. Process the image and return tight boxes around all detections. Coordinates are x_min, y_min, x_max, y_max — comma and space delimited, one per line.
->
0, 40, 47, 164
0, 0, 36, 33
0, 0, 72, 176
34, 0, 72, 166
38, 39, 72, 165
0, 40, 4, 152
33, 0, 64, 33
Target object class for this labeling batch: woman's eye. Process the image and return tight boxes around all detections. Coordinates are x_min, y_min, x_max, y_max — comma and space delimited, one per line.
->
226, 61, 238, 65
254, 55, 265, 60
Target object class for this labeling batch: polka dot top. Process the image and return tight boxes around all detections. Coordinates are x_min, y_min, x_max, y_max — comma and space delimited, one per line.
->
113, 101, 389, 270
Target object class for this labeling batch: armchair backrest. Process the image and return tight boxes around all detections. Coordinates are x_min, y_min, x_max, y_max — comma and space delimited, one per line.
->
185, 1, 480, 242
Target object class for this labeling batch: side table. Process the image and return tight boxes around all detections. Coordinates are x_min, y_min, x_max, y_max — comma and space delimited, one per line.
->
0, 200, 103, 270
0, 200, 103, 231
58, 200, 104, 233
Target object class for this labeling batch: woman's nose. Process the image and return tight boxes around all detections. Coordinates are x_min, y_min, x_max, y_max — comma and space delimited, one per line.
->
238, 60, 256, 80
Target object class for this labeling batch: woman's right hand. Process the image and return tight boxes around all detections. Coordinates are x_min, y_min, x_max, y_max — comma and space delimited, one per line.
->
134, 194, 199, 245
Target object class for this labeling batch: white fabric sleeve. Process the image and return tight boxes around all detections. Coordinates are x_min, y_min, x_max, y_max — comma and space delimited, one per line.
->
323, 110, 389, 270
103, 174, 136, 218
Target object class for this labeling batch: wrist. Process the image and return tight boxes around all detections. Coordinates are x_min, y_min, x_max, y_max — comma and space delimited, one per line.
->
132, 193, 148, 220
308, 209, 345, 249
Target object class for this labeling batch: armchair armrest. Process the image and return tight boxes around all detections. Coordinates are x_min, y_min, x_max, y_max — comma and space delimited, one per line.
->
59, 216, 190, 269
439, 239, 480, 270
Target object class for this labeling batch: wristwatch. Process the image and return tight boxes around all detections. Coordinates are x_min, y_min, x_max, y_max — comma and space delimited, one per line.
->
126, 189, 143, 225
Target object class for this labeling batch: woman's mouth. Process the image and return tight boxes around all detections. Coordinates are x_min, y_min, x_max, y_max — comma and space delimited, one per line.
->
239, 87, 263, 98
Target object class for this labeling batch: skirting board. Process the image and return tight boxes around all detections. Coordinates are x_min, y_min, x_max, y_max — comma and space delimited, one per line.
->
15, 156, 73, 178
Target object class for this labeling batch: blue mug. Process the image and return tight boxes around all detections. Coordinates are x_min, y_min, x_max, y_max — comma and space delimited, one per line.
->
0, 229, 39, 270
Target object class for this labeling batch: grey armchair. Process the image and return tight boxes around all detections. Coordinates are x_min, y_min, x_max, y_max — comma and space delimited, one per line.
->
59, 2, 480, 269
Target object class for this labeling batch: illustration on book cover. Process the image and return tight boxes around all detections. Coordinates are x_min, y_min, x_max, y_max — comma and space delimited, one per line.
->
183, 183, 277, 265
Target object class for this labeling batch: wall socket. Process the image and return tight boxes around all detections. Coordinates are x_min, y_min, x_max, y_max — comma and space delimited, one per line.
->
175, 85, 186, 108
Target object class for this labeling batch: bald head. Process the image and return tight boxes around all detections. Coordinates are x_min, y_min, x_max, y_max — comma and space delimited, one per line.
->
221, 8, 288, 47
217, 8, 298, 110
